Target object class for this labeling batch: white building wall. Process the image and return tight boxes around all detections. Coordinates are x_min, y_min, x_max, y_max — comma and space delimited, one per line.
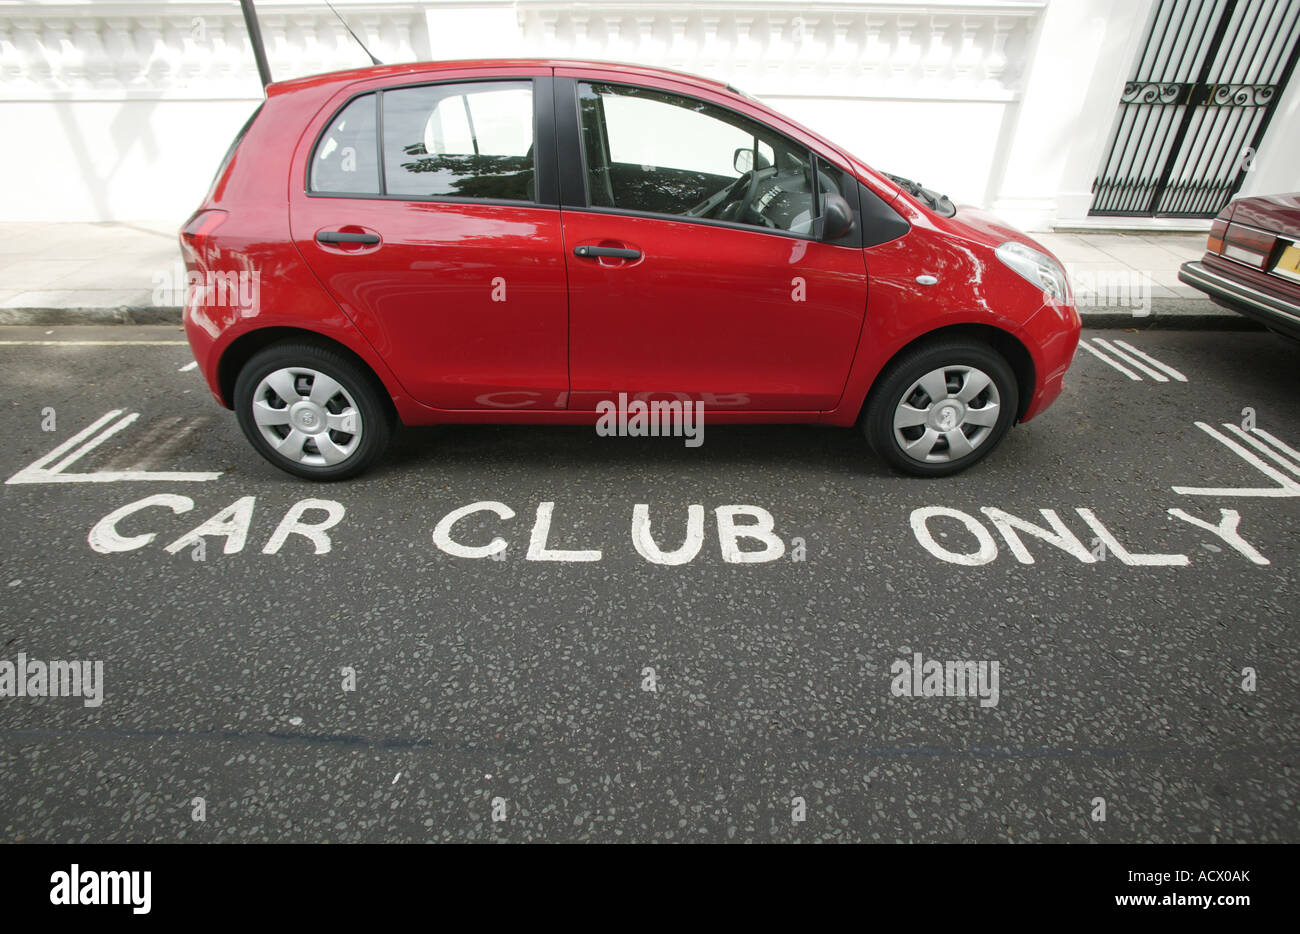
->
0, 0, 1296, 229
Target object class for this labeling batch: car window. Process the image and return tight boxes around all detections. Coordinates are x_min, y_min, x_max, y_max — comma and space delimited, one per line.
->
382, 81, 535, 201
310, 94, 380, 195
577, 82, 816, 234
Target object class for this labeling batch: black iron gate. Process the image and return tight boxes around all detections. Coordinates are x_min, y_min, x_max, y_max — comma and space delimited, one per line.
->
1090, 0, 1300, 218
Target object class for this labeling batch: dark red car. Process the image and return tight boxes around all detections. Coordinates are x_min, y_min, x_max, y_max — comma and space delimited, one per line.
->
180, 59, 1081, 480
1179, 193, 1300, 340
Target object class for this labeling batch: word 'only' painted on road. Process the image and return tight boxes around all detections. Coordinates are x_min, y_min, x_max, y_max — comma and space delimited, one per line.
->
910, 505, 1269, 566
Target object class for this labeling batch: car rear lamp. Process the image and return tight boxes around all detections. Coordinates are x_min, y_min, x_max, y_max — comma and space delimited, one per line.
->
180, 210, 228, 266
1207, 218, 1227, 254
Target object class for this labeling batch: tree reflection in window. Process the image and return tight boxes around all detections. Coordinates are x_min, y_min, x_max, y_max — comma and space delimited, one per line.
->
383, 81, 535, 201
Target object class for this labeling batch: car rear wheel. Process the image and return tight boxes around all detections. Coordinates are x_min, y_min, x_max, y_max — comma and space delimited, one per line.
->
864, 339, 1019, 477
234, 342, 393, 481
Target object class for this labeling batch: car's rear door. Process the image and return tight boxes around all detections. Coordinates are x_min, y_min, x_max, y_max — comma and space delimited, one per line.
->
290, 68, 570, 411
554, 69, 869, 412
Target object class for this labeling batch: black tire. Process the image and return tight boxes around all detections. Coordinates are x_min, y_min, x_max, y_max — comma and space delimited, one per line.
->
863, 338, 1019, 478
233, 342, 394, 481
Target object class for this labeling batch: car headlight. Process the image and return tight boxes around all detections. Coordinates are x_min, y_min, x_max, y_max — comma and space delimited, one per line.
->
995, 241, 1071, 304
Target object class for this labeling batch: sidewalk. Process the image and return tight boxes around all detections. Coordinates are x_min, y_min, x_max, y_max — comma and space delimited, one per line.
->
0, 221, 1246, 328
0, 221, 181, 325
1032, 230, 1241, 327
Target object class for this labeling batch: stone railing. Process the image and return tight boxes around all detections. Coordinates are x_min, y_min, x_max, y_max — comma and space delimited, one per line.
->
0, 1, 429, 99
510, 0, 1043, 100
1, 0, 1044, 101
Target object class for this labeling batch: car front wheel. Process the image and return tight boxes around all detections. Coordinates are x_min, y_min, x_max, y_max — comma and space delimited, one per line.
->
864, 339, 1019, 477
234, 342, 393, 481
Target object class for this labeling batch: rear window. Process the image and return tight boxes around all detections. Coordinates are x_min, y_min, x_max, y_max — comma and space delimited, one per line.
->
310, 93, 380, 195
308, 80, 537, 203
382, 81, 535, 201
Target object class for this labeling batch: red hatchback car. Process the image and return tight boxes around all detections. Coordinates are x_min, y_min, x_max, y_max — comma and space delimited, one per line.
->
180, 59, 1080, 480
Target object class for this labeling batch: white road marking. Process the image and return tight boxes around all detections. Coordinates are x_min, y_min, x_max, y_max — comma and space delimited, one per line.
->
1092, 338, 1169, 382
178, 361, 198, 372
1112, 339, 1188, 381
1167, 508, 1270, 565
1225, 424, 1300, 478
6, 410, 221, 484
1172, 421, 1300, 497
1079, 338, 1189, 384
1251, 427, 1300, 464
1075, 507, 1187, 565
1076, 340, 1141, 380
49, 411, 138, 472
88, 495, 345, 555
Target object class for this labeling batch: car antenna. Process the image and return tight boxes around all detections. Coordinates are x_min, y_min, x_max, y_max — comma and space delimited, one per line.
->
324, 0, 383, 65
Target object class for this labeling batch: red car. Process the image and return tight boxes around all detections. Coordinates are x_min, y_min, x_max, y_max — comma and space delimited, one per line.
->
180, 59, 1080, 480
1179, 193, 1300, 340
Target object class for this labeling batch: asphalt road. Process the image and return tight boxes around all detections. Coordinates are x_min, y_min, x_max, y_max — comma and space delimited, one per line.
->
0, 325, 1296, 843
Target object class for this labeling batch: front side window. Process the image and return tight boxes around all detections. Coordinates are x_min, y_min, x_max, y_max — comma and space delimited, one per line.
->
577, 82, 819, 234
382, 81, 535, 201
311, 94, 380, 195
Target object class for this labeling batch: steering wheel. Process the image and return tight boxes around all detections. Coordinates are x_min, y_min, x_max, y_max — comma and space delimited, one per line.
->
684, 169, 753, 219
725, 165, 780, 228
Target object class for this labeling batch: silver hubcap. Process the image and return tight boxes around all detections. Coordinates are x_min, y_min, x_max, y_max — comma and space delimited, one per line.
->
892, 365, 1001, 464
251, 366, 362, 467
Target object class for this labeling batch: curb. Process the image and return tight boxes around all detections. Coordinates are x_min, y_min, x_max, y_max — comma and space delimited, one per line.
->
1070, 295, 1262, 331
0, 306, 183, 326
1077, 311, 1262, 330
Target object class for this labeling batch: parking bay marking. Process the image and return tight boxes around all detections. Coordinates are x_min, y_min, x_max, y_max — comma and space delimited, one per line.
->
6, 410, 221, 485
1077, 338, 1188, 382
1172, 422, 1300, 497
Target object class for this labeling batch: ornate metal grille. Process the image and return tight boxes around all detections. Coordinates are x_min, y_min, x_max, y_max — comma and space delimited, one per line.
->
1090, 0, 1300, 218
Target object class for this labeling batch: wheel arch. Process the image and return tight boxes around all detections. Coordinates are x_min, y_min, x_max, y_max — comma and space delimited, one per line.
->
217, 326, 397, 420
859, 323, 1036, 424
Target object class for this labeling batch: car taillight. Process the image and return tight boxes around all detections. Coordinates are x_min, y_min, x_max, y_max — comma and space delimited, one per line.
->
1207, 218, 1227, 254
1221, 222, 1276, 269
180, 209, 227, 266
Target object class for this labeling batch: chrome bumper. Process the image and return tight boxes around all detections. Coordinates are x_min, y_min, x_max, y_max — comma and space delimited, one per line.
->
1178, 260, 1300, 337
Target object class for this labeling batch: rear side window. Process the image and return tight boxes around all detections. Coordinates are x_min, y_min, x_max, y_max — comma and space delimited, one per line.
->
311, 93, 380, 195
382, 81, 534, 201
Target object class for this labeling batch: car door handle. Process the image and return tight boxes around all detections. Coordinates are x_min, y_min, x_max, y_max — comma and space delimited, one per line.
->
317, 230, 380, 245
574, 245, 641, 260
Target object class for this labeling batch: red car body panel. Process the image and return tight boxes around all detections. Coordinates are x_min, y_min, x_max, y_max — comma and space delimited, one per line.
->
181, 58, 1079, 433
561, 209, 869, 412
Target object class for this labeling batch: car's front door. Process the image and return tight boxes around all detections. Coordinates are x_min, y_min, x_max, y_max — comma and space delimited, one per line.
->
556, 73, 869, 412
290, 71, 570, 411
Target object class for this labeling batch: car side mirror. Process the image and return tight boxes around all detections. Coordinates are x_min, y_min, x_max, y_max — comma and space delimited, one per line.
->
734, 148, 754, 174
817, 192, 854, 241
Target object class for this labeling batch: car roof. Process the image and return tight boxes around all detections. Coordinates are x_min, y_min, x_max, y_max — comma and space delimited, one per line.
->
264, 56, 904, 203
268, 58, 732, 96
